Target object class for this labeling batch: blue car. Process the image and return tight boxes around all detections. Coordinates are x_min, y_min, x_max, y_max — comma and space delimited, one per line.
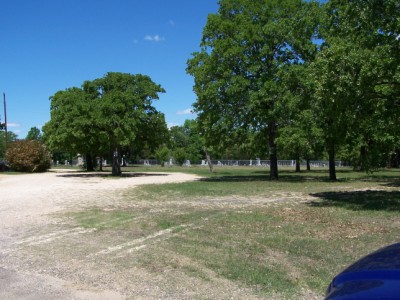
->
325, 243, 400, 299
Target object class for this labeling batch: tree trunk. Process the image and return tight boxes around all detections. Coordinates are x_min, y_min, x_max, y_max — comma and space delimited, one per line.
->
295, 158, 301, 173
112, 148, 121, 176
328, 143, 337, 181
359, 145, 367, 171
306, 159, 311, 171
99, 157, 103, 171
204, 148, 214, 173
268, 122, 278, 180
86, 153, 94, 171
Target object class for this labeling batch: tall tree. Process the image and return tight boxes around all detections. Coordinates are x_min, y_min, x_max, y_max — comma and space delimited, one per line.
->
311, 0, 400, 179
87, 73, 166, 175
43, 72, 166, 175
187, 0, 320, 179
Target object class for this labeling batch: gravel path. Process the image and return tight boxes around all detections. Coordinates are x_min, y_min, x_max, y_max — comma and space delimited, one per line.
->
0, 170, 203, 300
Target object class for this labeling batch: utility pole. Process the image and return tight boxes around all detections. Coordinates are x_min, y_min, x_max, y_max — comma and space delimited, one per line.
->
3, 93, 7, 149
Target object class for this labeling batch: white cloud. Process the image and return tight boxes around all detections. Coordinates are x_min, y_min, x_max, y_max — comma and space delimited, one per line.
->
6, 122, 20, 127
167, 20, 175, 26
176, 108, 193, 115
167, 122, 179, 129
144, 35, 165, 42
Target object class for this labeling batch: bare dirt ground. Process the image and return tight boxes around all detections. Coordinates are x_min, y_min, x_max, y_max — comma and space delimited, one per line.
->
0, 170, 273, 300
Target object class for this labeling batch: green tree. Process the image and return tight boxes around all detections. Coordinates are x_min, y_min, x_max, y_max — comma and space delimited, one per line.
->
155, 145, 170, 167
43, 87, 100, 171
311, 0, 399, 179
173, 148, 187, 166
0, 131, 18, 159
26, 127, 42, 141
129, 110, 169, 160
169, 119, 205, 164
88, 73, 165, 175
43, 72, 166, 175
187, 0, 320, 179
169, 126, 189, 150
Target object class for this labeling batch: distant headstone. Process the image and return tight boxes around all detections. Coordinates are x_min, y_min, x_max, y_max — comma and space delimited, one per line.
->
77, 154, 84, 166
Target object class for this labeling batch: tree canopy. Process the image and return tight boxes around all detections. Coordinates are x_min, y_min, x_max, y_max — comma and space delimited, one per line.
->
26, 126, 43, 141
43, 72, 167, 175
310, 0, 400, 179
188, 0, 399, 180
187, 0, 321, 179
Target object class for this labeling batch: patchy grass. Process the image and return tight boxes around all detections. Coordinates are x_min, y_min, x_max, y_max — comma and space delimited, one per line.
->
68, 208, 136, 230
65, 167, 400, 299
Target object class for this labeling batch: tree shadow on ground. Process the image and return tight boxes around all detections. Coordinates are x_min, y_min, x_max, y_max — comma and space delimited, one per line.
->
307, 190, 400, 211
211, 169, 400, 184
56, 172, 168, 178
199, 175, 271, 182
201, 173, 347, 183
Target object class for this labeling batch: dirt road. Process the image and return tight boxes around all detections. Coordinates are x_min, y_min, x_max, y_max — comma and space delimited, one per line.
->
0, 170, 209, 300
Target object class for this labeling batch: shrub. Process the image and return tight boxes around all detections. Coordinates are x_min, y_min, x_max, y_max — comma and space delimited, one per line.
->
174, 148, 187, 166
5, 140, 51, 172
155, 145, 170, 167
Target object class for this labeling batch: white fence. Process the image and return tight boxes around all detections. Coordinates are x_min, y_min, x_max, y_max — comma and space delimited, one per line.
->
135, 159, 342, 167
58, 158, 342, 168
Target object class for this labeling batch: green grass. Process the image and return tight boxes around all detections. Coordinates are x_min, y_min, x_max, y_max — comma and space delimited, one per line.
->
66, 167, 400, 299
68, 208, 136, 230
125, 166, 400, 200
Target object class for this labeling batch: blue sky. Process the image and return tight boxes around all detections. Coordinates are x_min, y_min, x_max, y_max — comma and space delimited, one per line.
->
0, 0, 219, 137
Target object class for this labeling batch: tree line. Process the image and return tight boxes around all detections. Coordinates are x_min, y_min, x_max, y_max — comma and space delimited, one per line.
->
1, 0, 399, 179
187, 0, 400, 180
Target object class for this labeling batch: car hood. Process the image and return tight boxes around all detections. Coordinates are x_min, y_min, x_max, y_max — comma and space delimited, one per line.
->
325, 243, 400, 299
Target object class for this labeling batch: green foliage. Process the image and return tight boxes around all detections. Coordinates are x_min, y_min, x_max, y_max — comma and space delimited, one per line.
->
0, 131, 18, 159
5, 140, 51, 172
155, 145, 170, 167
173, 148, 187, 166
43, 72, 167, 173
187, 0, 321, 179
25, 127, 42, 141
42, 87, 95, 154
169, 119, 204, 163
310, 0, 400, 179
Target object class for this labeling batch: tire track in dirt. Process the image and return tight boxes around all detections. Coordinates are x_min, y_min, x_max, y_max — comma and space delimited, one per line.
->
15, 227, 97, 246
0, 170, 202, 300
